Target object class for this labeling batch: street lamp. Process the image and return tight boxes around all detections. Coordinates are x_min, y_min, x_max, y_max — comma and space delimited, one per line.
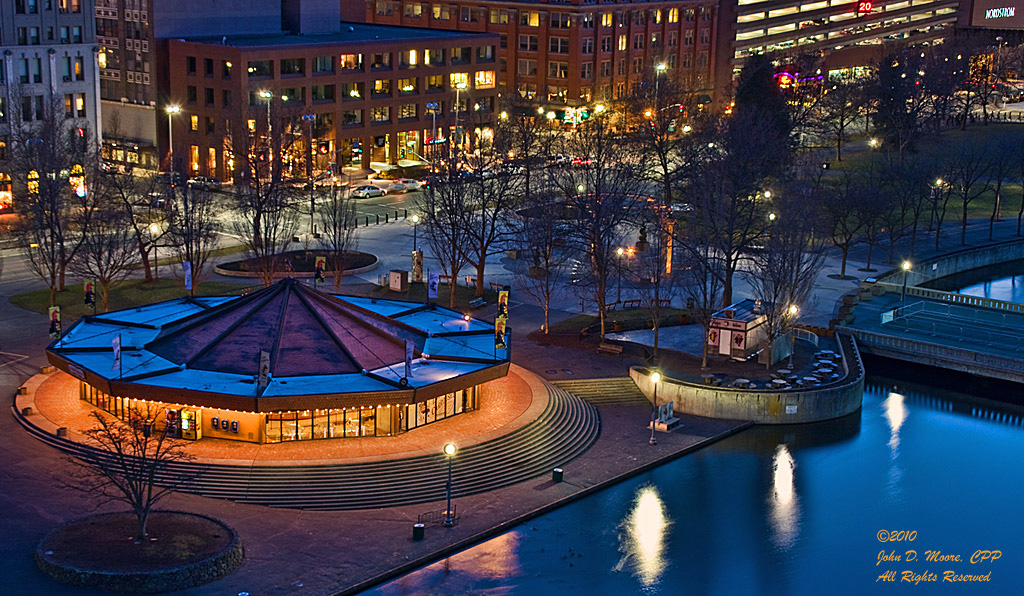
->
411, 214, 420, 252
454, 81, 468, 160
788, 304, 799, 367
259, 90, 273, 139
649, 371, 661, 446
165, 104, 180, 171
901, 261, 912, 303
149, 222, 162, 280
443, 442, 458, 527
616, 247, 625, 303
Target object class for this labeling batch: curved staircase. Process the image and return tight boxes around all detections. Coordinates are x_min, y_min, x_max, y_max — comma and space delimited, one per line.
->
14, 384, 599, 511
552, 378, 650, 407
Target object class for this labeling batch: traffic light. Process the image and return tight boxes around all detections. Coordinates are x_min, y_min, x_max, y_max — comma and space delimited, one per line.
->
318, 141, 330, 154
327, 162, 336, 176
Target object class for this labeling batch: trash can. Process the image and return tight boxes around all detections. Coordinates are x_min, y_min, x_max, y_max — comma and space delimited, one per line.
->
56, 427, 68, 438
552, 468, 564, 483
412, 523, 425, 541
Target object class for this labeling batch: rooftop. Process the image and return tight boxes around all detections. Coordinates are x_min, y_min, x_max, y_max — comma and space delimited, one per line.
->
182, 21, 493, 49
47, 279, 508, 411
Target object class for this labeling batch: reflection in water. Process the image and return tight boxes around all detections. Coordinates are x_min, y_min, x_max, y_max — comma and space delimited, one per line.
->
618, 485, 669, 588
768, 444, 800, 550
371, 531, 521, 596
883, 391, 908, 495
883, 391, 908, 455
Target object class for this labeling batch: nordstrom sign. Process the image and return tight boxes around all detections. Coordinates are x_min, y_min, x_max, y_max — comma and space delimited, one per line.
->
986, 6, 1016, 18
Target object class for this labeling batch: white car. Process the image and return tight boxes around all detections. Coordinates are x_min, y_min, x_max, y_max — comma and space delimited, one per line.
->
350, 184, 386, 198
394, 178, 422, 191
383, 180, 408, 194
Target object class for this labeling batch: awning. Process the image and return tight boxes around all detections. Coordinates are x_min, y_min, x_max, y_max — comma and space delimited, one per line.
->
369, 162, 395, 172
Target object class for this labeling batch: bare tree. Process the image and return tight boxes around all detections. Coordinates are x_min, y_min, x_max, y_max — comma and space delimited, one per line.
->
820, 172, 870, 278
814, 78, 864, 161
318, 183, 360, 291
550, 109, 647, 338
69, 204, 137, 311
632, 204, 678, 355
168, 182, 219, 289
744, 193, 825, 368
418, 167, 471, 309
65, 405, 196, 543
510, 196, 573, 334
228, 94, 301, 285
986, 130, 1018, 240
676, 232, 724, 370
461, 112, 521, 297
944, 137, 991, 245
10, 92, 98, 305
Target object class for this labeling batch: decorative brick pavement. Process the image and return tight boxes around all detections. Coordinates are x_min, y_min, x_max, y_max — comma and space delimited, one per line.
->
23, 366, 542, 465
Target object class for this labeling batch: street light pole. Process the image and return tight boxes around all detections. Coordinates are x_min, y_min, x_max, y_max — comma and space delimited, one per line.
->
165, 104, 180, 171
412, 214, 420, 252
616, 247, 624, 303
443, 443, 457, 527
788, 304, 799, 367
649, 371, 661, 445
901, 261, 912, 303
454, 81, 467, 166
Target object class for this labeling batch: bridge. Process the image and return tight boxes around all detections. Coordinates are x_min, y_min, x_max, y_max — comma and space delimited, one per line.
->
840, 241, 1024, 384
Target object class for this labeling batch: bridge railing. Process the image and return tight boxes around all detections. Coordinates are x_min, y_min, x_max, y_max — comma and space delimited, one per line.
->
846, 328, 1024, 374
875, 282, 1024, 315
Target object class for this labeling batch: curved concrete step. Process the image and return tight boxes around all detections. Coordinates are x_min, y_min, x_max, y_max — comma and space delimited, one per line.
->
552, 378, 650, 407
14, 383, 600, 510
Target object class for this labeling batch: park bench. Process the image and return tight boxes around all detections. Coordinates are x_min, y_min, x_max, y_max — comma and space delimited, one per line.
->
468, 297, 486, 308
622, 299, 641, 309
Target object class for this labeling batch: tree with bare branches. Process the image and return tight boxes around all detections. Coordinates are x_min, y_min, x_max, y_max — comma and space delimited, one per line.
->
318, 183, 360, 291
68, 202, 137, 311
10, 92, 99, 305
168, 182, 219, 289
65, 405, 196, 543
510, 196, 573, 334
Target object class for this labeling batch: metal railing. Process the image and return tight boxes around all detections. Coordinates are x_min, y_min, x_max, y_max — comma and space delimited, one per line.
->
847, 328, 1024, 374
792, 327, 819, 348
417, 505, 458, 526
876, 282, 1024, 315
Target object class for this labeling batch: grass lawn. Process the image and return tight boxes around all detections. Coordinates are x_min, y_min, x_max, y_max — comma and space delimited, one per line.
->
11, 278, 252, 320
153, 244, 248, 268
549, 307, 687, 334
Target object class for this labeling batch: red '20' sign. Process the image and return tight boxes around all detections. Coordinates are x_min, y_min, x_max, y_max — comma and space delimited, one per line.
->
856, 1, 873, 14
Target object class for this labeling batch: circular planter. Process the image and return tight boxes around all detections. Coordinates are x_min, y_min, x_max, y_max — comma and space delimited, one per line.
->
214, 249, 378, 279
36, 511, 244, 594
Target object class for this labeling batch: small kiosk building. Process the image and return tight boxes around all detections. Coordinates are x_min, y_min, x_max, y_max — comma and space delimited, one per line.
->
707, 299, 769, 360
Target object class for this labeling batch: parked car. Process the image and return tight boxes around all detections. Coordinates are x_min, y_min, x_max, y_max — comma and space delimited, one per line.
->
350, 184, 386, 198
546, 154, 569, 168
188, 176, 221, 189
569, 155, 593, 167
383, 180, 408, 194
392, 178, 421, 191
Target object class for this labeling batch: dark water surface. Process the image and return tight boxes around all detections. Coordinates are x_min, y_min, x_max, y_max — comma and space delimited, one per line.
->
365, 378, 1024, 596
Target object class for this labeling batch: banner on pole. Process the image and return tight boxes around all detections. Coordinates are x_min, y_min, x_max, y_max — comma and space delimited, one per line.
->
112, 335, 122, 371
405, 339, 414, 379
258, 350, 271, 388
427, 270, 439, 299
84, 280, 95, 306
494, 316, 507, 350
497, 287, 509, 318
314, 256, 326, 283
183, 261, 193, 291
48, 306, 61, 339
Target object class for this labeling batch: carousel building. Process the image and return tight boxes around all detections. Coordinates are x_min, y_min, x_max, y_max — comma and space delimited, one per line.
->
45, 279, 509, 444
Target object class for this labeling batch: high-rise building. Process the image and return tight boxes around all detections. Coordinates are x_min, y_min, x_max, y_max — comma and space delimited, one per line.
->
715, 0, 960, 86
0, 0, 100, 209
363, 1, 720, 106
96, 0, 285, 171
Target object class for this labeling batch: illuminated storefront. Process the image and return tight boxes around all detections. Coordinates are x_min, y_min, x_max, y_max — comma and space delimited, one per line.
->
48, 279, 508, 444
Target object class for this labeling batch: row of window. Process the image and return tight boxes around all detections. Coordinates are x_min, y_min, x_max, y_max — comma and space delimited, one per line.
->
15, 0, 81, 14
517, 53, 708, 79
517, 74, 709, 104
14, 25, 84, 45
378, 3, 713, 26
183, 72, 495, 109
185, 48, 495, 81
519, 29, 711, 54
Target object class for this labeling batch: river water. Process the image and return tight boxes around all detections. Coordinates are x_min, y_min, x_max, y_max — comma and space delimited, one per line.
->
367, 270, 1024, 596
366, 379, 1024, 596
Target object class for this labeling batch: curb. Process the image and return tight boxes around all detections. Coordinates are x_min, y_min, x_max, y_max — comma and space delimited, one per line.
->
213, 255, 379, 279
35, 511, 244, 594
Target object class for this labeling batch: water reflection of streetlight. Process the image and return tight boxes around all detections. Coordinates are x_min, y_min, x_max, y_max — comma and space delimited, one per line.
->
619, 486, 669, 587
883, 391, 908, 453
769, 444, 800, 550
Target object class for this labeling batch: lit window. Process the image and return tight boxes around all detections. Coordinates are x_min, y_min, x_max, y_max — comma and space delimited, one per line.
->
450, 72, 468, 88
475, 70, 495, 88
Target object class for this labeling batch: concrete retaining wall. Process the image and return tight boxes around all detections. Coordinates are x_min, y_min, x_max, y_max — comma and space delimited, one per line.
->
629, 336, 863, 424
213, 257, 378, 279
879, 239, 1024, 288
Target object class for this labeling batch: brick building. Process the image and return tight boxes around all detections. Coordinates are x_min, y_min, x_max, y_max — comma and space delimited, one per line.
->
363, 0, 720, 106
0, 0, 100, 210
166, 22, 499, 179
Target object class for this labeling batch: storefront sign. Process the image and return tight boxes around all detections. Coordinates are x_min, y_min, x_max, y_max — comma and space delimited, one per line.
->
972, 0, 1024, 27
